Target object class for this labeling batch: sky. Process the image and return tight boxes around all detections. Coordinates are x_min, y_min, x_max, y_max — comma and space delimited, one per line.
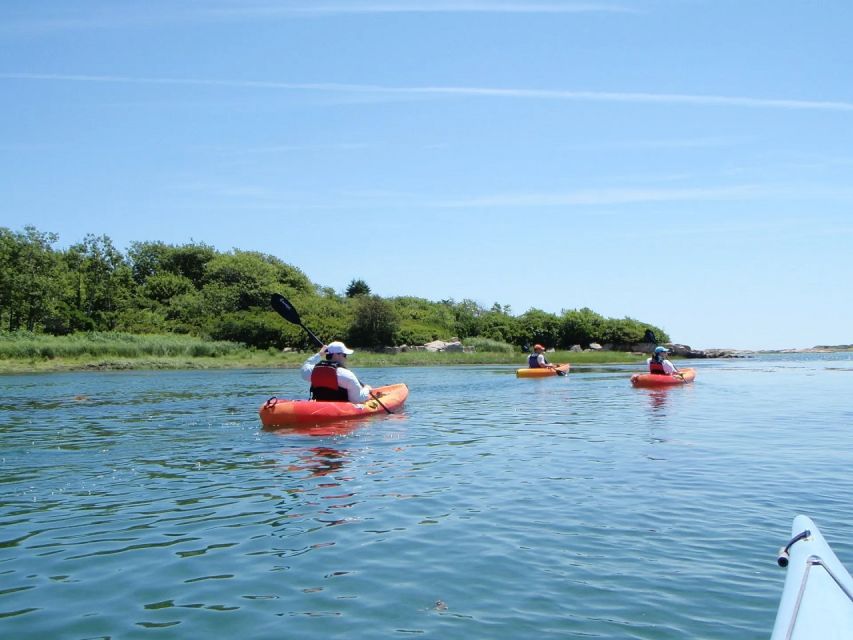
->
1, 0, 851, 351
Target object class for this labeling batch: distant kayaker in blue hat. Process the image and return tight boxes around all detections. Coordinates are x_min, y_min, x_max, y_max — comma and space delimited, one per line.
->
300, 341, 372, 403
527, 344, 557, 370
647, 346, 679, 376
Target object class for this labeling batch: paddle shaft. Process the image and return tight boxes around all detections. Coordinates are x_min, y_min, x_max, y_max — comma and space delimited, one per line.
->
270, 294, 392, 414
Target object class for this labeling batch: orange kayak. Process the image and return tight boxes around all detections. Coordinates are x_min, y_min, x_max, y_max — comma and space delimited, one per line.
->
516, 364, 570, 378
259, 383, 409, 427
630, 367, 696, 387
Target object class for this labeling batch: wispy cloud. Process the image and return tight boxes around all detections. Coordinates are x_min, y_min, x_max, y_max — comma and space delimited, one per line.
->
561, 136, 750, 151
3, 72, 853, 113
202, 1, 635, 18
0, 2, 634, 34
436, 185, 766, 208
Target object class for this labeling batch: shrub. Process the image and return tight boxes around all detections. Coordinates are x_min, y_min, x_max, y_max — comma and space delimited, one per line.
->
463, 337, 515, 353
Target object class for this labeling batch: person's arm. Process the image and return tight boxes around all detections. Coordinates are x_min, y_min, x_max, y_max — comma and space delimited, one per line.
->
337, 368, 371, 403
300, 350, 324, 381
662, 359, 678, 374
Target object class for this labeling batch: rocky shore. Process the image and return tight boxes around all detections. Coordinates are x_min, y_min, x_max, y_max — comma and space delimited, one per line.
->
376, 339, 851, 358
380, 340, 752, 358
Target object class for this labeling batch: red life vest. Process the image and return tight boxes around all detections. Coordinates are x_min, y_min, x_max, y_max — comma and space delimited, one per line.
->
310, 362, 349, 401
649, 359, 667, 375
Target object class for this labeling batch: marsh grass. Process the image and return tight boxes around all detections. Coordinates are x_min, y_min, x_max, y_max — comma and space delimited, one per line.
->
0, 331, 248, 361
0, 331, 646, 372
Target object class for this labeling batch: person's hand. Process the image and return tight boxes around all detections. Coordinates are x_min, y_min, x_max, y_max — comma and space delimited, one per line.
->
319, 344, 328, 355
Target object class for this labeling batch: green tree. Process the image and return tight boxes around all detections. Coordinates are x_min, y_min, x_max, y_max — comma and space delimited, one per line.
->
128, 241, 218, 289
201, 251, 281, 312
208, 309, 288, 349
168, 242, 217, 287
201, 250, 313, 314
558, 307, 606, 348
64, 234, 135, 330
391, 296, 456, 344
516, 308, 561, 349
141, 272, 195, 304
347, 295, 400, 347
345, 278, 371, 298
0, 226, 61, 331
449, 298, 485, 338
477, 307, 519, 344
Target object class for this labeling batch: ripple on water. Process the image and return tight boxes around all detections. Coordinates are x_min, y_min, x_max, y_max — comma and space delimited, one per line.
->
1, 360, 853, 638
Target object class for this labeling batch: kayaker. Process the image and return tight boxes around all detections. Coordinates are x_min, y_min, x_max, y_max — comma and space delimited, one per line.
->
647, 346, 679, 375
300, 341, 372, 403
527, 344, 557, 370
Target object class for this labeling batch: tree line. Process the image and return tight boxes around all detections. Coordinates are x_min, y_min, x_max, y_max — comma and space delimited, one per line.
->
0, 226, 669, 351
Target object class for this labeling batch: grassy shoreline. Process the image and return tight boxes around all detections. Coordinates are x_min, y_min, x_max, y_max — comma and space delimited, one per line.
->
0, 350, 647, 374
0, 331, 646, 373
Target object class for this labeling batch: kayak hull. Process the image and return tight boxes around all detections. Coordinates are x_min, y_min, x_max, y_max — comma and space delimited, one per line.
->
771, 515, 853, 640
630, 367, 695, 387
516, 364, 570, 378
259, 383, 409, 427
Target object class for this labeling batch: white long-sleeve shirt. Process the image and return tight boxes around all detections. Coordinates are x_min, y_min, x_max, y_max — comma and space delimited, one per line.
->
300, 353, 371, 403
646, 357, 677, 375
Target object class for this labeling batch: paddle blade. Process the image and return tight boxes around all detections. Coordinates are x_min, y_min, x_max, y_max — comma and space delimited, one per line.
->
271, 293, 301, 324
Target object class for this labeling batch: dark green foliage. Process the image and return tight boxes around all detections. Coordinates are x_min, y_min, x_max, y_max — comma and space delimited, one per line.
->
0, 225, 674, 351
477, 308, 518, 344
141, 273, 195, 304
516, 308, 562, 349
392, 296, 456, 344
0, 226, 62, 332
558, 307, 606, 348
207, 310, 287, 350
348, 295, 400, 348
345, 278, 371, 298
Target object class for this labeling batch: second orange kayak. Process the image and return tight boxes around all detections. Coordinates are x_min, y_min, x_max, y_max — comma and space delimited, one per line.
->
516, 364, 570, 378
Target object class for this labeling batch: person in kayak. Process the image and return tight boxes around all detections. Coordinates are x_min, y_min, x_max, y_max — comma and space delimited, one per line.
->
647, 346, 679, 375
527, 344, 557, 370
300, 341, 372, 403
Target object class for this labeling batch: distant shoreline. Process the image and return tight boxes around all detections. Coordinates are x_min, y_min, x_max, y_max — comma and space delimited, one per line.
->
726, 346, 853, 355
1, 345, 849, 375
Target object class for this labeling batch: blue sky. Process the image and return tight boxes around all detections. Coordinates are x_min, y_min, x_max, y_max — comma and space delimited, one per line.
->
2, 1, 851, 350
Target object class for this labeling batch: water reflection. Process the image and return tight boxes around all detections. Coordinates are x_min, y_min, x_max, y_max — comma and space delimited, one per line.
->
287, 446, 350, 479
264, 415, 394, 437
645, 389, 670, 415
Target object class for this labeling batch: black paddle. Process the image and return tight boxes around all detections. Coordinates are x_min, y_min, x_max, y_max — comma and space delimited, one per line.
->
270, 293, 392, 414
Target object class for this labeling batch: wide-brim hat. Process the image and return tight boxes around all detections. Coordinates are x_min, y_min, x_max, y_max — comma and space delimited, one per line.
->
327, 341, 354, 355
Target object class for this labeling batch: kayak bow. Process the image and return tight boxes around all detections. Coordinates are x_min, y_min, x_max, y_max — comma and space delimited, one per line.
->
771, 515, 853, 640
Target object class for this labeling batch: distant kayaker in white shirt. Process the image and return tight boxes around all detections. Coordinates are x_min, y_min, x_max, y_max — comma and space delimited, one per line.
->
647, 346, 679, 375
527, 343, 557, 370
300, 341, 372, 403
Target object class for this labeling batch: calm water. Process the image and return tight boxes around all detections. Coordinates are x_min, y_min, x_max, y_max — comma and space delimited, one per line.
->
1, 355, 852, 639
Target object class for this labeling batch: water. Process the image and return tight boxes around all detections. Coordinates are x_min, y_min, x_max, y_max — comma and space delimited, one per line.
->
1, 354, 852, 639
